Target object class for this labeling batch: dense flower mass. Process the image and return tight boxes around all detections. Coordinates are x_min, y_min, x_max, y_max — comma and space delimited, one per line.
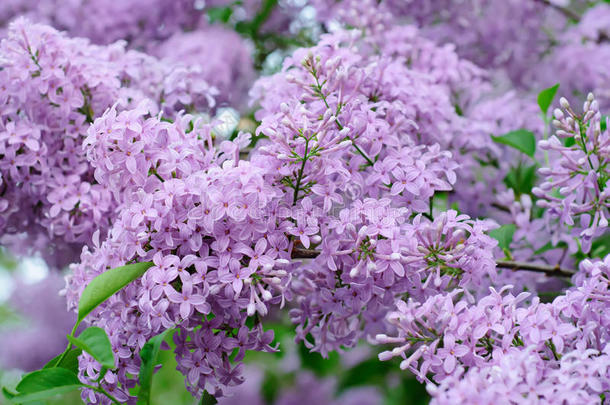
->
65, 106, 295, 401
0, 1, 609, 405
426, 256, 610, 404
0, 18, 217, 266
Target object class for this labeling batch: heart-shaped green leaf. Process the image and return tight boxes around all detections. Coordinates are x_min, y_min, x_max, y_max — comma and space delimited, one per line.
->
43, 348, 82, 373
78, 261, 153, 324
67, 327, 115, 369
537, 83, 560, 115
489, 224, 516, 251
492, 130, 536, 158
11, 368, 83, 403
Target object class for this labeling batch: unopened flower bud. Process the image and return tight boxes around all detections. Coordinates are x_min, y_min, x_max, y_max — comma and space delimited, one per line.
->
584, 110, 595, 122
553, 108, 564, 120
378, 351, 394, 361
261, 289, 272, 301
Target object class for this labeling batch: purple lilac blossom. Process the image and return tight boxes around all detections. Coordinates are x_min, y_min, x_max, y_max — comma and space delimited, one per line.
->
65, 105, 292, 402
378, 255, 610, 402
153, 25, 255, 111
308, 0, 564, 85
0, 0, 201, 45
534, 94, 610, 253
0, 19, 216, 266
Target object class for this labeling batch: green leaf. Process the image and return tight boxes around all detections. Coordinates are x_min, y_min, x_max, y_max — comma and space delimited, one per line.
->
67, 327, 115, 369
298, 341, 340, 376
199, 391, 218, 405
563, 136, 576, 147
489, 224, 516, 251
537, 83, 560, 115
2, 386, 16, 400
590, 233, 610, 259
250, 0, 279, 33
601, 115, 609, 132
260, 372, 281, 404
432, 192, 449, 212
78, 261, 153, 324
137, 329, 172, 405
207, 6, 233, 24
492, 130, 536, 158
43, 348, 82, 373
338, 357, 395, 392
11, 368, 82, 403
504, 163, 538, 196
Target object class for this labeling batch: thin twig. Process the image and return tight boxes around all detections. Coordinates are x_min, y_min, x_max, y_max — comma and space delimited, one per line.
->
495, 260, 575, 278
291, 247, 576, 277
291, 247, 320, 259
491, 202, 511, 213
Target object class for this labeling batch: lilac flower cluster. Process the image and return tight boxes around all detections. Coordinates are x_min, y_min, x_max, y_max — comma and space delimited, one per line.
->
534, 93, 610, 252
152, 26, 255, 111
290, 210, 498, 356
65, 104, 296, 401
58, 20, 522, 402
378, 255, 610, 402
0, 0, 200, 45
308, 0, 560, 84
430, 346, 610, 404
307, 0, 610, 112
0, 1, 256, 111
533, 3, 610, 109
0, 19, 216, 266
251, 21, 548, 224
250, 29, 464, 212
